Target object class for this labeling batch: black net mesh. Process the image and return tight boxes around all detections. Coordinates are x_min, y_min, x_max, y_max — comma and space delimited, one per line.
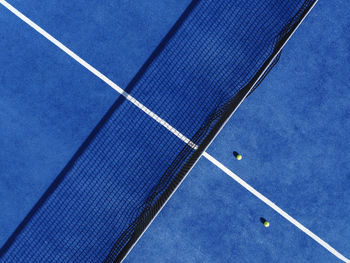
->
1, 0, 316, 262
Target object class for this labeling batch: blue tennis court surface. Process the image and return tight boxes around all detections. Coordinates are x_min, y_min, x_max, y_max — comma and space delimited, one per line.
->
1, 0, 349, 262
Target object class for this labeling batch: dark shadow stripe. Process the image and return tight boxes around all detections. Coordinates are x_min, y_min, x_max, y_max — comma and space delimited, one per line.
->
0, 0, 202, 257
0, 94, 127, 256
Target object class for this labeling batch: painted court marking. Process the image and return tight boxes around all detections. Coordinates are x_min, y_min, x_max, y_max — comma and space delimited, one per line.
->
1, 0, 349, 262
203, 152, 350, 263
0, 0, 198, 151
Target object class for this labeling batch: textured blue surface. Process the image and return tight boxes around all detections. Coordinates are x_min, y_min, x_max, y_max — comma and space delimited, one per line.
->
1, 0, 349, 262
2, 0, 313, 261
0, 0, 190, 248
125, 1, 350, 262
0, 8, 116, 246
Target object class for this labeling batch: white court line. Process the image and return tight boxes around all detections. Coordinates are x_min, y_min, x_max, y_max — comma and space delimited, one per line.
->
0, 0, 198, 151
203, 152, 350, 263
1, 1, 349, 262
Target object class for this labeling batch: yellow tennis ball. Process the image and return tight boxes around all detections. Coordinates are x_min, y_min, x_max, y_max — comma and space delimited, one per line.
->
264, 221, 270, 228
236, 154, 242, 160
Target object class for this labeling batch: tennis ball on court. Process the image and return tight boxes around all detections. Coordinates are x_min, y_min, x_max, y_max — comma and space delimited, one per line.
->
236, 154, 242, 160
264, 221, 270, 228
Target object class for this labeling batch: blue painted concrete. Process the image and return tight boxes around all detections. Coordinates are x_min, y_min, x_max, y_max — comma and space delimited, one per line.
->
126, 1, 350, 262
0, 0, 190, 247
1, 0, 349, 262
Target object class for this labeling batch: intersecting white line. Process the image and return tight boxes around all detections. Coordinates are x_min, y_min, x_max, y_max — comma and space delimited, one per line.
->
203, 152, 350, 263
1, 0, 349, 262
0, 0, 198, 151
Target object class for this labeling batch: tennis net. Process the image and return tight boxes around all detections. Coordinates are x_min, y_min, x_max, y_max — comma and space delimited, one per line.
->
1, 0, 317, 262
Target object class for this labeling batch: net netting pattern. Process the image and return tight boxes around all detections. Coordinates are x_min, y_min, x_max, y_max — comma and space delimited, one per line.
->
1, 0, 316, 262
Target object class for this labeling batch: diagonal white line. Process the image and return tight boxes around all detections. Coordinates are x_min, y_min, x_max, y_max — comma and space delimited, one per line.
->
203, 152, 350, 263
0, 0, 198, 151
1, 0, 349, 262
